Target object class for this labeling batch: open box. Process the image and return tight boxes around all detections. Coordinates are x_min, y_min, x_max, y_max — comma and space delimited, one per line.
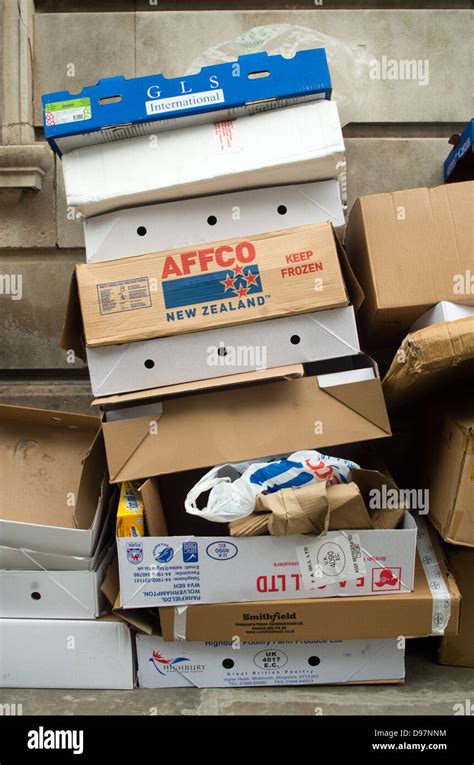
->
98, 359, 391, 484
116, 465, 417, 610
0, 405, 107, 558
158, 521, 460, 642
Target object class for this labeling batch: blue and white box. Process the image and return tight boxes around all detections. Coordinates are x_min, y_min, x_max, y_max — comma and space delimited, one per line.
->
42, 48, 331, 156
444, 119, 473, 182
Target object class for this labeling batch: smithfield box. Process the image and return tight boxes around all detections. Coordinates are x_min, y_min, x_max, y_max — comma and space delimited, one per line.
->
71, 222, 352, 348
43, 48, 332, 156
83, 180, 345, 264
117, 464, 417, 610
61, 100, 345, 217
137, 636, 404, 688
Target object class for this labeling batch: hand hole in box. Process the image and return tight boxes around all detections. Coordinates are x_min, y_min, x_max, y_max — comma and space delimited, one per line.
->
308, 656, 320, 666
290, 335, 301, 345
31, 591, 41, 600
248, 70, 270, 80
137, 226, 147, 236
222, 658, 234, 669
99, 95, 122, 105
144, 359, 155, 369
277, 205, 287, 215
207, 215, 217, 226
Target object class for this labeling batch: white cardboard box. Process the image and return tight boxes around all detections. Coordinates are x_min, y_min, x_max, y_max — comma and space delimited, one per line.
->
0, 546, 114, 619
87, 306, 360, 397
410, 301, 474, 331
137, 636, 404, 688
0, 617, 134, 689
84, 180, 345, 263
63, 101, 345, 217
117, 514, 417, 609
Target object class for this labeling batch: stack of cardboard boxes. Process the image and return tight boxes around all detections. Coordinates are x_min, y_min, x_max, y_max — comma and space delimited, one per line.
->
1, 48, 471, 690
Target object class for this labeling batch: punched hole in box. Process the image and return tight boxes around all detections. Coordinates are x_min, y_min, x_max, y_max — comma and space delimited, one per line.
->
31, 592, 41, 600
137, 226, 147, 236
222, 659, 234, 669
308, 656, 321, 666
217, 346, 228, 357
248, 70, 270, 80
144, 359, 155, 369
290, 335, 301, 345
99, 95, 122, 105
277, 205, 287, 215
207, 215, 217, 226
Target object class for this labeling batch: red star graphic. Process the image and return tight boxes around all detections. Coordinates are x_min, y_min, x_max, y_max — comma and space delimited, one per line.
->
236, 284, 249, 298
220, 274, 236, 291
244, 269, 259, 286
232, 264, 244, 277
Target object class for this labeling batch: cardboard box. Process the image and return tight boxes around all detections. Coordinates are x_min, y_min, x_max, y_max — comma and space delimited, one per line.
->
383, 304, 474, 409
43, 48, 331, 156
0, 616, 134, 688
159, 523, 460, 642
117, 469, 417, 609
439, 546, 474, 667
444, 119, 474, 183
62, 100, 345, 217
83, 180, 345, 264
99, 360, 391, 483
72, 222, 351, 348
0, 405, 107, 557
137, 636, 404, 688
423, 395, 474, 547
86, 307, 360, 397
0, 544, 114, 619
344, 182, 474, 341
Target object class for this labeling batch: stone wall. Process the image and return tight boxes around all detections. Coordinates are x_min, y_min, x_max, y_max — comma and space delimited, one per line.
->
0, 1, 471, 413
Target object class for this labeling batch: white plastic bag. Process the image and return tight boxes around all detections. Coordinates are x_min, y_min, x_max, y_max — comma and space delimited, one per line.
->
187, 23, 376, 128
185, 450, 360, 523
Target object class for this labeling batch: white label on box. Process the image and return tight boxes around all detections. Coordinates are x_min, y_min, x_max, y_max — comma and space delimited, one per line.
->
297, 533, 366, 589
145, 89, 225, 116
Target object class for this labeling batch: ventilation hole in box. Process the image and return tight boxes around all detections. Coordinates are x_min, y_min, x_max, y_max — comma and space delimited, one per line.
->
248, 70, 270, 80
308, 656, 321, 666
277, 205, 287, 215
217, 346, 228, 357
222, 658, 234, 669
144, 359, 155, 369
207, 215, 217, 226
137, 226, 147, 236
99, 95, 122, 105
290, 335, 301, 345
31, 592, 41, 600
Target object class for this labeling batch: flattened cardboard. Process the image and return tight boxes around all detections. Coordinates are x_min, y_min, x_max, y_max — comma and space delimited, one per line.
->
439, 546, 474, 667
345, 182, 474, 340
423, 395, 474, 547
383, 317, 474, 409
0, 616, 134, 689
137, 636, 404, 688
62, 100, 345, 217
159, 530, 460, 642
101, 362, 391, 483
0, 405, 107, 557
86, 306, 360, 397
84, 180, 345, 264
75, 223, 349, 348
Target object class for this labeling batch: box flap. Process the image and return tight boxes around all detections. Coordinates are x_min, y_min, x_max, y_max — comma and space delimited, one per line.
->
101, 557, 157, 634
383, 317, 474, 409
93, 364, 304, 408
102, 367, 391, 483
60, 272, 87, 363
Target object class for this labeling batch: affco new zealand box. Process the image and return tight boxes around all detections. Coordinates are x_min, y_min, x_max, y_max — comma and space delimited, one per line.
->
137, 636, 404, 689
43, 48, 331, 156
68, 222, 352, 348
61, 100, 345, 217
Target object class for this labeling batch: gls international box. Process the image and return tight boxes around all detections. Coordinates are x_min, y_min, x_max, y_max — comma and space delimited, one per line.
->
42, 48, 331, 156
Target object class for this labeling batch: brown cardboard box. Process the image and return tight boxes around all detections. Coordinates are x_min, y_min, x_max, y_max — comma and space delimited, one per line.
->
344, 182, 474, 342
439, 546, 474, 667
423, 395, 474, 547
99, 361, 391, 483
159, 527, 460, 642
70, 222, 355, 348
383, 317, 474, 409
